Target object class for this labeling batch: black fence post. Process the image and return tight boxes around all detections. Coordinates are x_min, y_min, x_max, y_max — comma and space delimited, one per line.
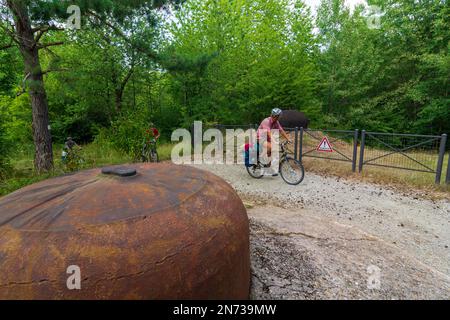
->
190, 123, 195, 149
436, 134, 447, 184
359, 130, 366, 173
446, 152, 450, 185
217, 124, 224, 154
294, 127, 299, 161
299, 127, 304, 163
352, 129, 359, 173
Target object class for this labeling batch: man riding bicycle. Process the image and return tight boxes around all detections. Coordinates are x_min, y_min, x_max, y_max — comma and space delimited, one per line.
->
142, 123, 160, 163
257, 108, 292, 176
145, 123, 160, 143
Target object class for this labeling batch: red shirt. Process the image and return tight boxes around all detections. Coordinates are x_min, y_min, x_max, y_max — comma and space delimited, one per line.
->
146, 128, 159, 141
257, 117, 283, 142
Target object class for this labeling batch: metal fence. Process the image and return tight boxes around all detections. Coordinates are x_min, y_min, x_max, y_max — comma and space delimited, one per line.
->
287, 128, 359, 172
359, 131, 448, 184
209, 124, 449, 185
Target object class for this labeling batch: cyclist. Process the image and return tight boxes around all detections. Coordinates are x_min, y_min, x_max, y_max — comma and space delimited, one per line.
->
145, 123, 160, 143
142, 123, 160, 163
257, 108, 292, 175
62, 137, 80, 162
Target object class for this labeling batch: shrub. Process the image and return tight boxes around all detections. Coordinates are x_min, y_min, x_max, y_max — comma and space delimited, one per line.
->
95, 110, 151, 160
0, 107, 11, 178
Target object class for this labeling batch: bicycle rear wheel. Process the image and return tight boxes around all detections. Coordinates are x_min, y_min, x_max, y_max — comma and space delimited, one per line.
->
150, 150, 159, 163
246, 165, 264, 179
141, 145, 148, 162
141, 152, 149, 163
280, 158, 305, 185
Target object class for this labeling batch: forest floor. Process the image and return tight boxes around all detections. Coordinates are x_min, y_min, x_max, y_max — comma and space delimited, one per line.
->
190, 163, 450, 299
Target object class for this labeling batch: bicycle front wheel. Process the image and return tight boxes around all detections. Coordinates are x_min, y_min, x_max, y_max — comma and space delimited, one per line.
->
280, 158, 305, 185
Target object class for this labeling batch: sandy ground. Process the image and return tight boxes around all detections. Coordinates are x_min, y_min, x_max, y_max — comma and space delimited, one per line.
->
190, 163, 450, 299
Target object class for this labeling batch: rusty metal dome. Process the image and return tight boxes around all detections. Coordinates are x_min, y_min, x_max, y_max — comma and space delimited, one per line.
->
0, 163, 250, 299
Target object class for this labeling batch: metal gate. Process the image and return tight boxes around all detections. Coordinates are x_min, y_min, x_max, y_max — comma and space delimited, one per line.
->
205, 123, 449, 185
359, 131, 448, 184
289, 128, 359, 172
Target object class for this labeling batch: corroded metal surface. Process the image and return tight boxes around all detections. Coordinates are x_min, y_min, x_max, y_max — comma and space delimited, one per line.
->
0, 163, 250, 300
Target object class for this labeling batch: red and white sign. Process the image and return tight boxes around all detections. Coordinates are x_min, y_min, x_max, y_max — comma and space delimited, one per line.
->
317, 137, 333, 153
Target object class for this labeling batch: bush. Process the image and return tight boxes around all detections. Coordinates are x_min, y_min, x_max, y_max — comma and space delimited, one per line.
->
0, 108, 11, 178
0, 94, 33, 147
62, 147, 87, 172
94, 104, 183, 160
95, 110, 151, 160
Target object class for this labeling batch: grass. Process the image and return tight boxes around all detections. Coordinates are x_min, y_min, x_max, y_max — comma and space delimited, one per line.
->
0, 141, 175, 197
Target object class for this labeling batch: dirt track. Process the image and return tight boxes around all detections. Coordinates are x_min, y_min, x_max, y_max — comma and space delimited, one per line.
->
191, 163, 450, 299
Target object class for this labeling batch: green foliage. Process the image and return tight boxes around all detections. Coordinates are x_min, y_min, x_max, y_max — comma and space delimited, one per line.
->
0, 29, 20, 93
164, 0, 318, 125
0, 94, 33, 145
95, 107, 151, 160
26, 0, 184, 22
0, 105, 11, 178
63, 147, 86, 172
316, 0, 449, 133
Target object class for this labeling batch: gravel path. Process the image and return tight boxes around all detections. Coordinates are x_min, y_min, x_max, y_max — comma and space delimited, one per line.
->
190, 163, 450, 299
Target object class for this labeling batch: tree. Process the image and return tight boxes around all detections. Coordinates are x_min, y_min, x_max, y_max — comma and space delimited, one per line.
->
165, 0, 317, 125
0, 0, 181, 172
315, 0, 449, 134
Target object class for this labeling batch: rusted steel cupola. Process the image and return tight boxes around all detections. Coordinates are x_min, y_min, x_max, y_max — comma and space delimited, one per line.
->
0, 163, 250, 299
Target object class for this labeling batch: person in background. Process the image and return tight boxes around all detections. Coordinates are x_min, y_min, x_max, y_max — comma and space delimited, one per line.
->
145, 123, 160, 143
62, 137, 80, 162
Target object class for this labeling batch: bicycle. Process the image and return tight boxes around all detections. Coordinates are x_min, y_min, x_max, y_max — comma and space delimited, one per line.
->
246, 140, 305, 185
141, 139, 159, 163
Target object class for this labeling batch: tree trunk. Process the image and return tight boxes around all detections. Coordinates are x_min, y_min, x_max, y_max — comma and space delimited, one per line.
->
7, 0, 53, 172
115, 89, 123, 113
114, 66, 134, 114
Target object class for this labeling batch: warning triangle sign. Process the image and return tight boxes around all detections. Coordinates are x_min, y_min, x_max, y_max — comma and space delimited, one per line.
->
317, 137, 333, 153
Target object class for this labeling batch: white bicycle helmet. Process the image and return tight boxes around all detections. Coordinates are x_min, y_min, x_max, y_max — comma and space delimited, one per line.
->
271, 108, 282, 117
